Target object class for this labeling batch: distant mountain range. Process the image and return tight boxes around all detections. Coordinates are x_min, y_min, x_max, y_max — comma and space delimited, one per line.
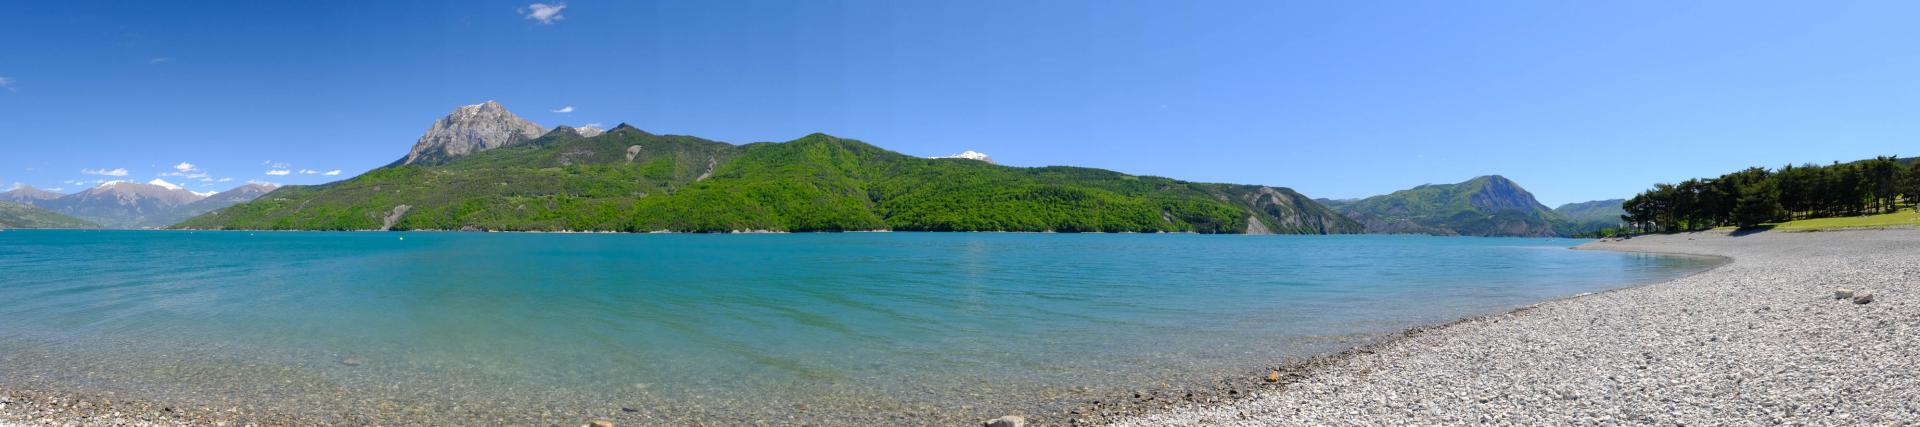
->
179, 102, 1362, 234
13, 101, 1625, 236
1, 181, 277, 228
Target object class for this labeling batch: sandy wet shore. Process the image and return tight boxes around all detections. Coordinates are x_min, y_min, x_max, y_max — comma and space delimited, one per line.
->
1108, 229, 1920, 426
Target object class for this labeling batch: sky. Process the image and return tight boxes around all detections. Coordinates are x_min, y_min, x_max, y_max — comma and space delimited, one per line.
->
2, 1, 1916, 206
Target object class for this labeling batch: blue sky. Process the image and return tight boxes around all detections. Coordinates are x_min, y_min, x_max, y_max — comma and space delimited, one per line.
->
2, 1, 1916, 205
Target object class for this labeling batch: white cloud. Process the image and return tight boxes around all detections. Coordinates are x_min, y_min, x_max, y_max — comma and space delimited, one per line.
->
0, 76, 14, 92
5, 182, 21, 191
149, 57, 171, 64
322, 170, 342, 176
272, 162, 290, 169
83, 167, 130, 176
521, 2, 567, 25
247, 179, 280, 187
551, 106, 575, 113
160, 162, 212, 180
298, 169, 319, 175
265, 169, 291, 176
217, 177, 233, 182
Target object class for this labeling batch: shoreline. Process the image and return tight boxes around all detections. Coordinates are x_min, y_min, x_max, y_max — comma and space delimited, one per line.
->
0, 233, 1777, 426
1105, 228, 1920, 426
1047, 246, 1731, 425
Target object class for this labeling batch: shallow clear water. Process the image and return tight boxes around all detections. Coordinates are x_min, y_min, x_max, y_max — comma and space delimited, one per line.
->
0, 231, 1717, 424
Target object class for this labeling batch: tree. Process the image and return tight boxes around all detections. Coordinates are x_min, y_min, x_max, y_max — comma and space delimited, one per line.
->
1731, 179, 1783, 228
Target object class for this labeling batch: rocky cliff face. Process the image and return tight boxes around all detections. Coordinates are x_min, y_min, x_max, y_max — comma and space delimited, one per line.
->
1235, 186, 1364, 234
397, 101, 545, 166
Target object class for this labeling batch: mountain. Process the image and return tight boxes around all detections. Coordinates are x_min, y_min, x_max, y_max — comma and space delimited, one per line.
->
1553, 199, 1627, 234
0, 201, 98, 229
0, 186, 64, 204
179, 103, 1362, 234
395, 101, 546, 166
143, 183, 282, 227
29, 180, 209, 228
1334, 175, 1569, 237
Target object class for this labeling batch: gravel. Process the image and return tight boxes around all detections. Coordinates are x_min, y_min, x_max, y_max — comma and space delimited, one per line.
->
1108, 229, 1920, 426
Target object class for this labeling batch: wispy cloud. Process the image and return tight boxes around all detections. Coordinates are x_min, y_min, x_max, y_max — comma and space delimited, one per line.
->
83, 167, 130, 177
265, 169, 291, 176
298, 169, 319, 175
160, 162, 214, 181
0, 76, 14, 92
322, 170, 342, 176
551, 106, 575, 113
247, 179, 280, 187
149, 57, 172, 65
217, 177, 233, 182
521, 2, 567, 25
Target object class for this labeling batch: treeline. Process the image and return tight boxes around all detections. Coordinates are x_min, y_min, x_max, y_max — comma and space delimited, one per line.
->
1623, 156, 1918, 232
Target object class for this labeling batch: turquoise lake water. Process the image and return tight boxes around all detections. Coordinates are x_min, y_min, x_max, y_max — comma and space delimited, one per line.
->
0, 231, 1718, 424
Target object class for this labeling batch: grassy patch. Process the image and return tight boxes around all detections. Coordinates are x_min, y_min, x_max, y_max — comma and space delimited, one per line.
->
1769, 209, 1920, 231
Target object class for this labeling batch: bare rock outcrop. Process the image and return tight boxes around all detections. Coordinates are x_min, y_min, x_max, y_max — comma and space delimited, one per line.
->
398, 101, 545, 166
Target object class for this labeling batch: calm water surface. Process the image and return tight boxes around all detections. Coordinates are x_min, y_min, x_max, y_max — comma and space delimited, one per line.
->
0, 231, 1717, 424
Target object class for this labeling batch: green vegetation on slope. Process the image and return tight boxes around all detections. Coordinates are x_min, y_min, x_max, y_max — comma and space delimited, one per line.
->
1768, 208, 1919, 231
0, 201, 99, 229
178, 127, 1362, 234
1335, 175, 1573, 237
1553, 199, 1627, 235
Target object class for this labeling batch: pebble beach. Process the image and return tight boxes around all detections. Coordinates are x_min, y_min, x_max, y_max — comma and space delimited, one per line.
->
1108, 229, 1920, 426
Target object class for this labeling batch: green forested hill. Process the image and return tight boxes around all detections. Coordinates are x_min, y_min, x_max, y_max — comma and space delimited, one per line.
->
1553, 199, 1627, 233
0, 201, 99, 229
178, 126, 1361, 234
1334, 175, 1572, 237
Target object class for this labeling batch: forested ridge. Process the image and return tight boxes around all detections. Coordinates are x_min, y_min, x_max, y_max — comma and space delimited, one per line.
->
178, 127, 1362, 234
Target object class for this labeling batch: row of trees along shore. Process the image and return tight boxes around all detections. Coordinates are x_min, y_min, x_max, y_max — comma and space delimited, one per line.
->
1622, 156, 1918, 232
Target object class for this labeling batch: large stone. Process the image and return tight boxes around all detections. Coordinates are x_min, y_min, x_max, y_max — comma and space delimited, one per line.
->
984, 415, 1026, 427
1853, 292, 1874, 304
1834, 288, 1855, 300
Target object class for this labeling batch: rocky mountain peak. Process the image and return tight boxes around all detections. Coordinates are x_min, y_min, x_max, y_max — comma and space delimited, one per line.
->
398, 101, 545, 166
1, 185, 64, 203
1467, 175, 1549, 212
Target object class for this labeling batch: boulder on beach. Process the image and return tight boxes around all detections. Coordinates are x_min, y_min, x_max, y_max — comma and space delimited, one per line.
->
984, 415, 1026, 427
1853, 292, 1874, 304
1834, 288, 1854, 300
